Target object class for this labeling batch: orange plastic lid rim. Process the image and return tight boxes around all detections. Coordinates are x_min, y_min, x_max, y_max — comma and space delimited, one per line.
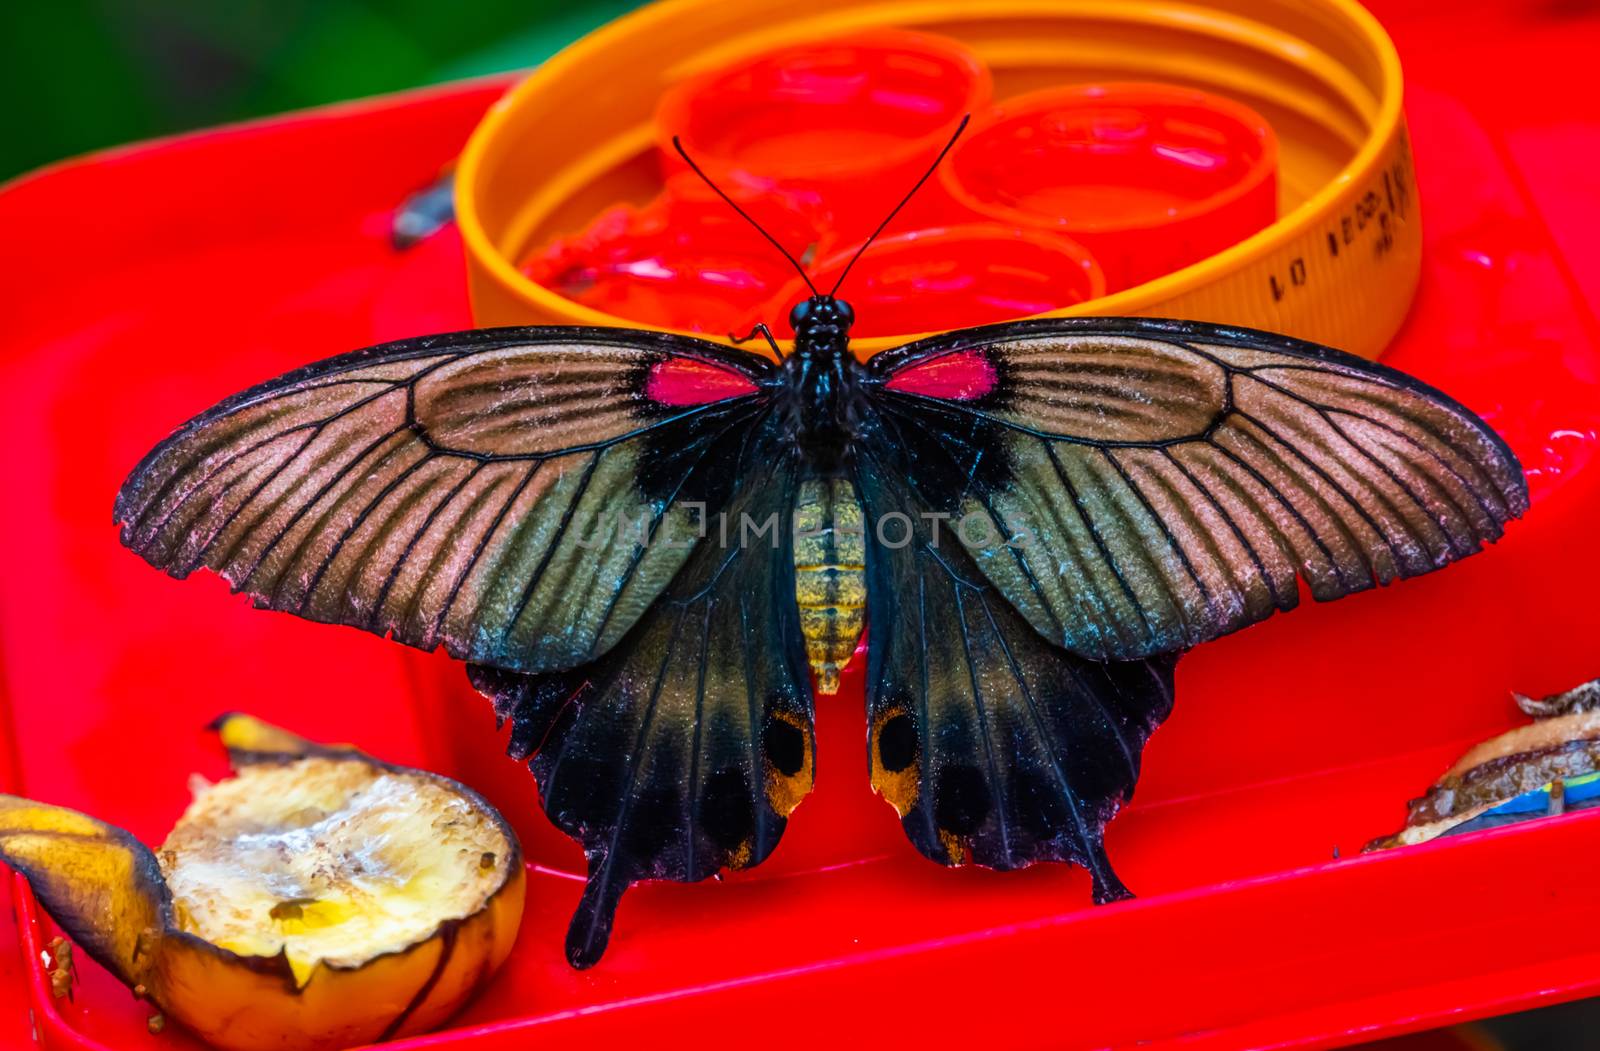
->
457, 0, 1416, 361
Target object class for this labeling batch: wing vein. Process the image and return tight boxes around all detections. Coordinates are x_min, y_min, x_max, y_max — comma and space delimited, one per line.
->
880, 404, 1070, 643
1208, 435, 1357, 592
1253, 373, 1484, 552
230, 421, 407, 584
1160, 447, 1287, 611
368, 460, 487, 631
230, 424, 408, 583
1235, 409, 1401, 572
738, 590, 770, 852
685, 597, 714, 878
589, 404, 765, 656
429, 462, 542, 646
579, 603, 688, 930
1041, 439, 1155, 646
943, 548, 1014, 858
135, 379, 410, 543
1101, 447, 1215, 625
977, 593, 1099, 852
501, 450, 606, 640
294, 445, 437, 613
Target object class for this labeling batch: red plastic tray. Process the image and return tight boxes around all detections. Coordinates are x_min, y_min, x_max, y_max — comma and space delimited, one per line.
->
5, 4, 1600, 1048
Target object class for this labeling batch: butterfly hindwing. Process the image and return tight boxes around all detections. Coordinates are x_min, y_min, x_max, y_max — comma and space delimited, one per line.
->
854, 442, 1177, 895
114, 326, 772, 673
867, 317, 1528, 661
469, 415, 814, 967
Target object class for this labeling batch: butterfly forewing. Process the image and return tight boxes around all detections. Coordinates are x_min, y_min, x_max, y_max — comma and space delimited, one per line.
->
867, 318, 1529, 662
114, 327, 774, 673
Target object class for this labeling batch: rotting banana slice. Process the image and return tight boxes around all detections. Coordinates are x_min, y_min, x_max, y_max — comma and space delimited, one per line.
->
0, 714, 525, 1051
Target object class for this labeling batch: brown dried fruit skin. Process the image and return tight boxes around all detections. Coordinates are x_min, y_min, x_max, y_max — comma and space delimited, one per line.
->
1366, 691, 1600, 851
1515, 677, 1600, 719
0, 720, 525, 1051
0, 798, 169, 989
47, 936, 76, 999
1442, 710, 1600, 780
210, 711, 358, 761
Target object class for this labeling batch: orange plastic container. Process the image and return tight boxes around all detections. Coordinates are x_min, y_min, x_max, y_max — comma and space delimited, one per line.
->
457, 0, 1418, 360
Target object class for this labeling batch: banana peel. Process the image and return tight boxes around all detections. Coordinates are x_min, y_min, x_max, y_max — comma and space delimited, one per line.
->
0, 714, 525, 1051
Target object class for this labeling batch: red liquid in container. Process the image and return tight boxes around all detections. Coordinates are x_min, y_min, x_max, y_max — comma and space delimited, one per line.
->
656, 29, 991, 244
757, 224, 1106, 339
521, 195, 829, 334
527, 51, 1278, 333
942, 83, 1278, 291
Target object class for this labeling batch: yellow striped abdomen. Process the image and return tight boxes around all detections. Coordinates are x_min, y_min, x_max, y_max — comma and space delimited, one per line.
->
793, 477, 866, 696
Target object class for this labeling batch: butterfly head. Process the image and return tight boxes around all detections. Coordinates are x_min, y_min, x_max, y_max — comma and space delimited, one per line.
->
790, 295, 855, 355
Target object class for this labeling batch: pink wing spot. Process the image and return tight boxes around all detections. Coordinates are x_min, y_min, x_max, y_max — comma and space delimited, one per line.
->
646, 357, 760, 406
884, 348, 998, 401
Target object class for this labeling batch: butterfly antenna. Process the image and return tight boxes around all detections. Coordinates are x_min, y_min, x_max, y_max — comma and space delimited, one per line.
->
672, 136, 819, 297
828, 113, 970, 298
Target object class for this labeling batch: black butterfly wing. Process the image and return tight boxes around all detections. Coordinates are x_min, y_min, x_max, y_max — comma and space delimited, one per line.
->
470, 414, 813, 968
114, 326, 774, 673
854, 443, 1176, 894
866, 317, 1528, 661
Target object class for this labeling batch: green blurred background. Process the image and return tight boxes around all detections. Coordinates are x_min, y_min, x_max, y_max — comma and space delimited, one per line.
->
0, 0, 640, 181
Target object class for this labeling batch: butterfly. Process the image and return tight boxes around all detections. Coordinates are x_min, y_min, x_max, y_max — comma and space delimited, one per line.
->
113, 123, 1527, 969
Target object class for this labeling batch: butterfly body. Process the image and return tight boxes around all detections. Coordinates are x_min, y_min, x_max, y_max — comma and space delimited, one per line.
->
115, 313, 1527, 968
792, 474, 867, 695
770, 295, 873, 694
777, 295, 866, 465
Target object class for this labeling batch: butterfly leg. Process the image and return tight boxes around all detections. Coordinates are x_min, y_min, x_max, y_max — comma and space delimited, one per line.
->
728, 322, 782, 356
